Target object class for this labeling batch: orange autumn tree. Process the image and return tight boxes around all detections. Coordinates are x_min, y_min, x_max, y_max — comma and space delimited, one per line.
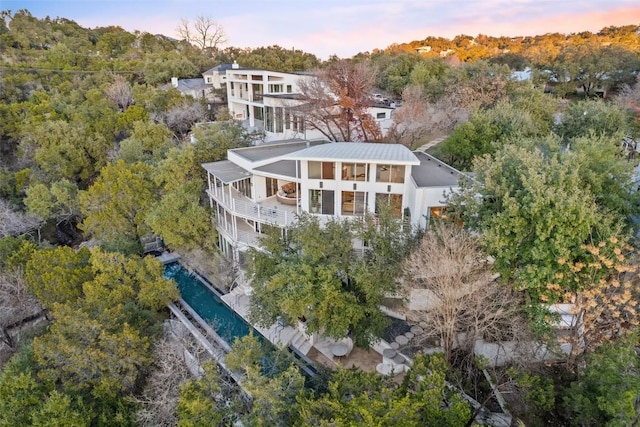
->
551, 236, 640, 355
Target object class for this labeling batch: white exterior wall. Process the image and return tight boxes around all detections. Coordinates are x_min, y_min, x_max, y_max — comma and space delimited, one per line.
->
226, 69, 312, 128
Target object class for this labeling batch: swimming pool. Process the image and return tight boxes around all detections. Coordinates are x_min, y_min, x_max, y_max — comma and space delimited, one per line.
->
164, 262, 250, 345
164, 262, 318, 378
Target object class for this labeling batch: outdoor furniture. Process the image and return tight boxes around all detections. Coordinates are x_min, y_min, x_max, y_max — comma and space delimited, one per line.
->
331, 343, 349, 358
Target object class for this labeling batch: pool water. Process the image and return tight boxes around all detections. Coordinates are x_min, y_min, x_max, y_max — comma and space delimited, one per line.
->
164, 262, 317, 380
164, 262, 250, 345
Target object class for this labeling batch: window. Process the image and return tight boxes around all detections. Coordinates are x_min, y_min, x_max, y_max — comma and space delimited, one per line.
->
286, 85, 292, 93
376, 112, 386, 119
206, 76, 212, 83
309, 189, 334, 215
341, 163, 368, 181
266, 178, 278, 197
376, 164, 405, 183
253, 106, 264, 121
268, 84, 283, 93
233, 178, 252, 198
275, 107, 284, 133
341, 191, 367, 216
293, 115, 305, 133
264, 106, 274, 132
284, 111, 290, 130
308, 161, 335, 179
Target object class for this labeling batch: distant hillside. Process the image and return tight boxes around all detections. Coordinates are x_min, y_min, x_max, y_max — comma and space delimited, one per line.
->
365, 25, 640, 65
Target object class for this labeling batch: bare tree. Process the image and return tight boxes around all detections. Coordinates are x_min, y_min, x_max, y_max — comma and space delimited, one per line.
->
152, 99, 207, 138
295, 60, 381, 142
0, 198, 42, 238
104, 75, 134, 112
135, 321, 211, 427
0, 268, 44, 351
176, 16, 227, 54
401, 221, 523, 362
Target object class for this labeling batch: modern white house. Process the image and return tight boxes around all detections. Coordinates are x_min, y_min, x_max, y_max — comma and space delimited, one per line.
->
203, 139, 462, 262
223, 63, 396, 142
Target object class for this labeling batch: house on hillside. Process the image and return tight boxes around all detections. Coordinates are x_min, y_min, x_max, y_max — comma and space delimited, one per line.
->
163, 77, 221, 103
202, 63, 233, 90
223, 64, 396, 142
203, 139, 462, 262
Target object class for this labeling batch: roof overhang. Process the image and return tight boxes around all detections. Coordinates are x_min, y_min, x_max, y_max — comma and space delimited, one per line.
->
202, 160, 251, 184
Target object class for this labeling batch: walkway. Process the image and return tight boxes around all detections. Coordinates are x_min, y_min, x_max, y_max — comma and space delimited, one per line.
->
415, 135, 448, 152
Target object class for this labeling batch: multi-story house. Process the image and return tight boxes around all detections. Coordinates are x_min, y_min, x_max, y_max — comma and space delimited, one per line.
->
223, 63, 395, 142
203, 139, 462, 262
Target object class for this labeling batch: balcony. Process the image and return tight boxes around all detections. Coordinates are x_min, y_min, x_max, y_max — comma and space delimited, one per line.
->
207, 186, 298, 227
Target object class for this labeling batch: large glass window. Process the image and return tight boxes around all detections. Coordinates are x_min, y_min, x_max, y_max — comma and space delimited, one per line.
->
275, 107, 283, 133
342, 191, 367, 216
309, 189, 334, 215
376, 164, 405, 183
266, 178, 278, 197
233, 178, 252, 198
264, 106, 273, 132
253, 106, 264, 120
308, 162, 335, 179
341, 163, 368, 181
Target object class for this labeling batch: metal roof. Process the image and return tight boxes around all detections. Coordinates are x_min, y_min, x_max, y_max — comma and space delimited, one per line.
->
287, 142, 420, 164
231, 140, 326, 162
411, 152, 461, 187
202, 160, 252, 183
254, 160, 298, 178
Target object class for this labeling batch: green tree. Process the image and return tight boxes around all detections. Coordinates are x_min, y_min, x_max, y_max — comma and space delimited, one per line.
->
83, 248, 179, 315
116, 120, 174, 165
21, 120, 109, 184
378, 52, 423, 96
564, 335, 640, 426
145, 182, 216, 251
29, 391, 90, 427
545, 42, 639, 98
248, 210, 410, 347
557, 99, 629, 141
297, 353, 471, 426
79, 160, 157, 247
24, 179, 80, 226
437, 93, 553, 170
225, 334, 305, 426
177, 361, 238, 427
24, 246, 93, 307
450, 136, 622, 304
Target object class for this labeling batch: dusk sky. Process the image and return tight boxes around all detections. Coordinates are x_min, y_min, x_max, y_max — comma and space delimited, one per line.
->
5, 0, 640, 59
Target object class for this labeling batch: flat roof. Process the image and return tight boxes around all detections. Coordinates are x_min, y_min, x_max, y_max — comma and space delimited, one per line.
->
230, 140, 327, 163
287, 142, 420, 164
254, 160, 298, 178
202, 160, 252, 183
411, 152, 462, 187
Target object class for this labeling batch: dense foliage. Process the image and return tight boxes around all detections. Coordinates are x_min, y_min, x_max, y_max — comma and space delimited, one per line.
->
1, 8, 640, 425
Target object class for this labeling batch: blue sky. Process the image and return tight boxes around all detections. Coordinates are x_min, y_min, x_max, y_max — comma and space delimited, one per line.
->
5, 0, 640, 59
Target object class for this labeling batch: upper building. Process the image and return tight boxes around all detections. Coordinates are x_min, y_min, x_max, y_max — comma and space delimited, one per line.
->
203, 140, 462, 262
223, 64, 395, 143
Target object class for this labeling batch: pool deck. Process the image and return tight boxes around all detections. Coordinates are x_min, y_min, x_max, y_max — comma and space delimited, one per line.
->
156, 251, 181, 264
220, 284, 401, 373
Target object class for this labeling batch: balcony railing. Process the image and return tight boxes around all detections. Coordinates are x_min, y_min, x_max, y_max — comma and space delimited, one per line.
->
207, 188, 297, 227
